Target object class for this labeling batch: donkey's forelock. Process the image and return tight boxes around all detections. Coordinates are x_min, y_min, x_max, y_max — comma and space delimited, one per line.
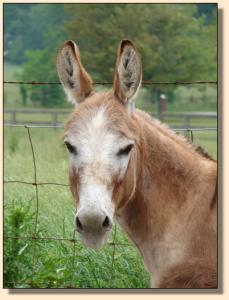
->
64, 92, 140, 144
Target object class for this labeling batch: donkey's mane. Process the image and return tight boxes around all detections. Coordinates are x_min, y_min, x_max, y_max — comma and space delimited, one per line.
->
194, 145, 216, 161
135, 109, 215, 162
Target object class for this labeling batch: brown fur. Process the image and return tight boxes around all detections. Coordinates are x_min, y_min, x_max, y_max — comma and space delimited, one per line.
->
159, 259, 217, 288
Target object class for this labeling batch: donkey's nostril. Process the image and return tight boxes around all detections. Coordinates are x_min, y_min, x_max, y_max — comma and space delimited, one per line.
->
76, 213, 111, 233
102, 216, 111, 230
76, 216, 83, 231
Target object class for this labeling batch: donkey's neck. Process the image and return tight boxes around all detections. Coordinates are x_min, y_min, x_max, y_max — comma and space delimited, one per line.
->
116, 112, 217, 280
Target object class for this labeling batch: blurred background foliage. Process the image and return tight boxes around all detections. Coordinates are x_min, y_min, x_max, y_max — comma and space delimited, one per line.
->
3, 3, 217, 108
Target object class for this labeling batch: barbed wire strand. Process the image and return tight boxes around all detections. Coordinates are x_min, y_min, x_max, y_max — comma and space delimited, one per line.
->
3, 80, 217, 86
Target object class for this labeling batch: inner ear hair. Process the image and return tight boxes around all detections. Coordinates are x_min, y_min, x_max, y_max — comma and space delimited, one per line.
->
57, 40, 93, 105
120, 46, 137, 89
114, 40, 142, 107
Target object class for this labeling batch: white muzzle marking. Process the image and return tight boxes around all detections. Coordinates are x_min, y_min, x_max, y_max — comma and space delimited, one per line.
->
75, 184, 114, 249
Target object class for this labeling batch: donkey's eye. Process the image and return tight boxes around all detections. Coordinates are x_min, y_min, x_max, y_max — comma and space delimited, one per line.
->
117, 144, 134, 156
65, 142, 77, 155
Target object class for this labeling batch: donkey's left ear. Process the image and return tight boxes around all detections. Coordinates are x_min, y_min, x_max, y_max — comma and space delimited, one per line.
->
113, 40, 142, 115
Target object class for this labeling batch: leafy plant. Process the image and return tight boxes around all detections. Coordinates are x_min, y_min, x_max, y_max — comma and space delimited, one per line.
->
4, 198, 35, 287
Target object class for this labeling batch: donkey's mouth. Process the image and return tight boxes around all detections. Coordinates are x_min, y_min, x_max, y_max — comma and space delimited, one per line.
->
79, 230, 111, 250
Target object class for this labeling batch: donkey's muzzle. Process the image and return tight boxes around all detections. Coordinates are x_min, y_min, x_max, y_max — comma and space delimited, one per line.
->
75, 210, 112, 234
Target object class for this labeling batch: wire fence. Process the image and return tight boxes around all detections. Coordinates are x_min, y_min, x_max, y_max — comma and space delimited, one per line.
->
3, 79, 217, 288
3, 80, 217, 85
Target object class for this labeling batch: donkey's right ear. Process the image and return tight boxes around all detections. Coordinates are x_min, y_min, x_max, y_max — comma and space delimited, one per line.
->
56, 40, 93, 105
113, 40, 142, 115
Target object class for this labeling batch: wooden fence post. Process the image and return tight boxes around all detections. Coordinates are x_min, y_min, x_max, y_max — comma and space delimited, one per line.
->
10, 111, 17, 124
51, 112, 58, 128
183, 115, 190, 129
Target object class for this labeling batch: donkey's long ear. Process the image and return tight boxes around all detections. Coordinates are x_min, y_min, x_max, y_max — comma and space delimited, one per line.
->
56, 40, 93, 105
113, 40, 142, 114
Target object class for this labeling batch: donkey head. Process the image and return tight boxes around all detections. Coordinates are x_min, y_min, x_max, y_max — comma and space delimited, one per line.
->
57, 40, 142, 249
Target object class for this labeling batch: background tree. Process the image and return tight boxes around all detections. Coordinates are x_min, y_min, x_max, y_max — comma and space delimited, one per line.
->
4, 4, 66, 64
7, 4, 68, 106
20, 48, 65, 107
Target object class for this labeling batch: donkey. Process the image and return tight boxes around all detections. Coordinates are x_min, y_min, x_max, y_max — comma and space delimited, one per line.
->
56, 39, 217, 288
